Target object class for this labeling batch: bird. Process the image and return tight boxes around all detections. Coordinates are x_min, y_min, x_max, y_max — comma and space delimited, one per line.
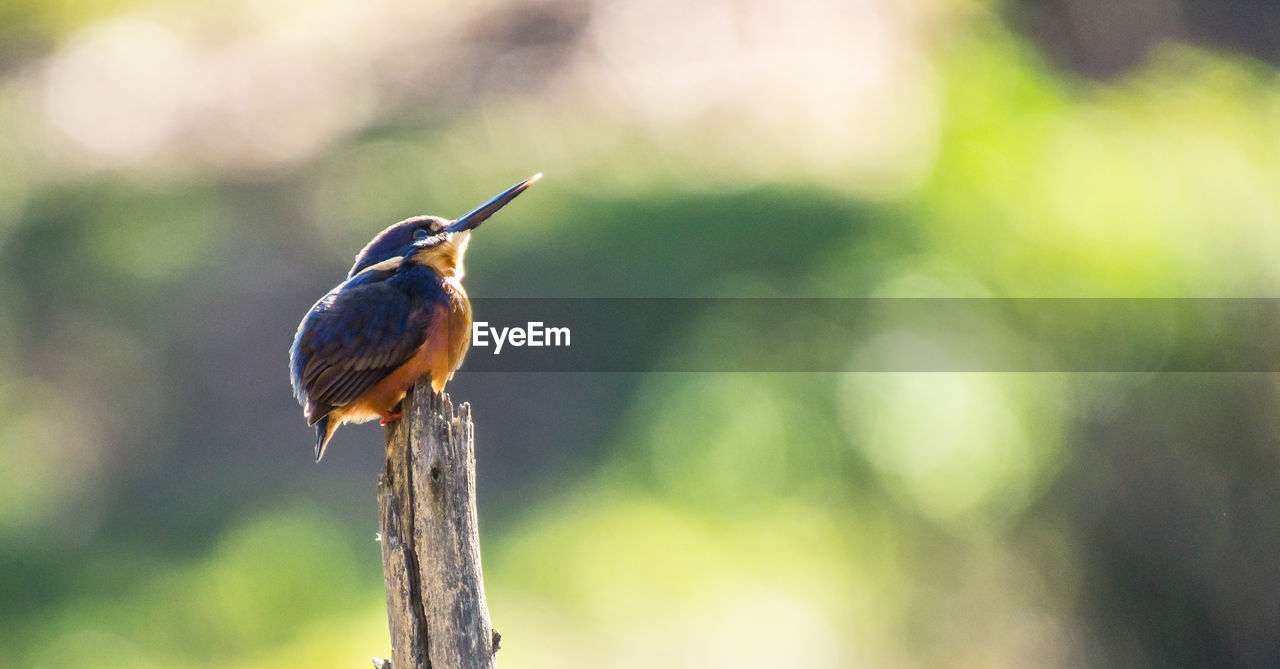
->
290, 173, 540, 461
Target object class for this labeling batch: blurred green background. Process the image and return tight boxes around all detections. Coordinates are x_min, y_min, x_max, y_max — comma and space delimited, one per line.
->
2, 0, 1279, 667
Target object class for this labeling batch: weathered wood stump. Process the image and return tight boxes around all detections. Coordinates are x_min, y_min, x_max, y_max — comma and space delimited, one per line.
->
374, 383, 497, 669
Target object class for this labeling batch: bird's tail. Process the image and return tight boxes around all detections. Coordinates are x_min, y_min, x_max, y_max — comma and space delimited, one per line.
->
314, 415, 339, 462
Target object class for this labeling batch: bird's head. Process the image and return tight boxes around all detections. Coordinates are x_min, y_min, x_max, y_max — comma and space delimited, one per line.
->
348, 173, 541, 280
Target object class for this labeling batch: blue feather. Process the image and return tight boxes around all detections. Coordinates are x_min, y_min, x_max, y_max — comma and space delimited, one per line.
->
314, 415, 331, 461
288, 257, 450, 426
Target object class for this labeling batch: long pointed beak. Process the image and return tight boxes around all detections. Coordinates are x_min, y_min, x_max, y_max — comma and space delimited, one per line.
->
444, 173, 542, 233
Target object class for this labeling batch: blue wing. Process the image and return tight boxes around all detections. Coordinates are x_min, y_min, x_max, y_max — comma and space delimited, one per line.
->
289, 266, 429, 424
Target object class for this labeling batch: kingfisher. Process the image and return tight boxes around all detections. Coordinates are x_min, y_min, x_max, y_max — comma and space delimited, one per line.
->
290, 174, 540, 461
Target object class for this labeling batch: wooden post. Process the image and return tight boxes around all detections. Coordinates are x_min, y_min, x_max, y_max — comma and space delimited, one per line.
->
374, 383, 498, 669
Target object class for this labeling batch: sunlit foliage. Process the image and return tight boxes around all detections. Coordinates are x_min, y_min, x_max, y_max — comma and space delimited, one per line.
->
1, 1, 1277, 667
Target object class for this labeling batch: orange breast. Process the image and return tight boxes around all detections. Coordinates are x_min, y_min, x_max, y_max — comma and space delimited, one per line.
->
335, 279, 472, 425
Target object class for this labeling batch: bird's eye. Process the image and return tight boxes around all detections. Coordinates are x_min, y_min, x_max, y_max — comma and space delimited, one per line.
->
413, 227, 430, 239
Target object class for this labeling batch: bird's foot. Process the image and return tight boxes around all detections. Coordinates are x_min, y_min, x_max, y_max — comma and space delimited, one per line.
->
378, 411, 403, 425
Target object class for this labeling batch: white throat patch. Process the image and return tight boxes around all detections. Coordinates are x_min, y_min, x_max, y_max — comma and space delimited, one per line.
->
449, 230, 471, 280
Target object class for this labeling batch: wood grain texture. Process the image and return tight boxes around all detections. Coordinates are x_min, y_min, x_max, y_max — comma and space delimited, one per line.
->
376, 383, 497, 669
